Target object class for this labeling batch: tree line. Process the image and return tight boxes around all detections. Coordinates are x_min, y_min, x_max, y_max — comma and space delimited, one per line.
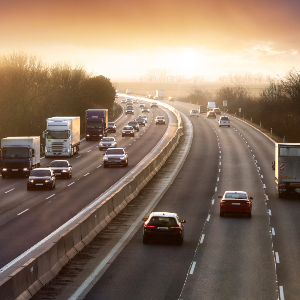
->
0, 52, 116, 140
181, 70, 300, 142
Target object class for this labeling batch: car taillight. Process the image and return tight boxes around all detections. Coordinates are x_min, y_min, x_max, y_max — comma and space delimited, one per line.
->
171, 226, 181, 229
247, 201, 251, 205
145, 224, 155, 228
221, 200, 225, 204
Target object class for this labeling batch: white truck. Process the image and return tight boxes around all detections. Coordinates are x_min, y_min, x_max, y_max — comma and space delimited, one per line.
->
126, 89, 131, 94
156, 90, 164, 100
43, 117, 80, 157
1, 136, 40, 178
272, 143, 300, 198
208, 102, 216, 111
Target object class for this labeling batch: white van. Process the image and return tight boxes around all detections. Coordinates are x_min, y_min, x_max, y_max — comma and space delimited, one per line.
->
219, 116, 230, 127
190, 109, 200, 117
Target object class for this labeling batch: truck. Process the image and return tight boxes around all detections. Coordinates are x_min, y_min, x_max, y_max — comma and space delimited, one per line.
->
43, 117, 80, 157
200, 105, 207, 113
126, 89, 131, 94
156, 90, 164, 100
207, 102, 216, 111
272, 143, 300, 198
85, 109, 108, 141
1, 136, 40, 178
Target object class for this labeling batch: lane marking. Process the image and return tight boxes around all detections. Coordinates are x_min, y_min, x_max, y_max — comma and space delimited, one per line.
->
76, 155, 81, 158
263, 184, 266, 188
217, 177, 219, 181
87, 150, 91, 153
46, 194, 55, 200
84, 173, 89, 177
275, 252, 280, 263
190, 262, 196, 274
268, 209, 272, 216
219, 169, 221, 172
68, 182, 75, 186
266, 195, 269, 200
17, 209, 29, 216
5, 188, 15, 194
215, 187, 217, 192
206, 214, 211, 222
97, 165, 101, 168
272, 228, 275, 235
200, 234, 205, 244
212, 199, 215, 205
280, 286, 285, 300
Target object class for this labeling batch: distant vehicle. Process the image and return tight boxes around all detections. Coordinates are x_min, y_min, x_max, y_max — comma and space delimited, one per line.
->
272, 143, 300, 198
48, 160, 72, 179
138, 115, 148, 123
190, 109, 199, 117
153, 96, 159, 100
168, 97, 174, 101
135, 117, 146, 126
103, 148, 128, 168
155, 116, 166, 125
27, 168, 56, 190
219, 191, 253, 218
151, 102, 158, 108
207, 111, 216, 118
121, 99, 126, 103
149, 95, 154, 99
126, 108, 134, 115
107, 122, 116, 133
139, 103, 145, 108
128, 121, 140, 131
122, 126, 135, 137
219, 116, 230, 127
200, 106, 207, 113
115, 94, 119, 98
142, 107, 150, 113
133, 99, 138, 104
126, 89, 131, 94
213, 107, 221, 115
156, 90, 164, 100
146, 92, 152, 98
142, 212, 186, 245
208, 102, 216, 110
99, 137, 117, 150
85, 109, 108, 141
126, 98, 133, 103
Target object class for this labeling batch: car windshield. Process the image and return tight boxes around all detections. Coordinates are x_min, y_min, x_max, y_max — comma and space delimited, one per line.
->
148, 217, 178, 226
102, 137, 114, 141
123, 127, 132, 130
139, 115, 146, 118
225, 193, 247, 199
108, 122, 115, 126
50, 161, 68, 167
31, 169, 51, 176
106, 149, 124, 155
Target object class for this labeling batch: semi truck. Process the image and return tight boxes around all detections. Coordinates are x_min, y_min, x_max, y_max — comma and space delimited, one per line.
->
43, 117, 80, 157
156, 90, 164, 100
272, 143, 300, 198
1, 136, 40, 178
208, 102, 216, 111
85, 109, 108, 141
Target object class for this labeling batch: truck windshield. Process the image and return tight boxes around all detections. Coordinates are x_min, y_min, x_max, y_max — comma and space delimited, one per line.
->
47, 131, 69, 139
86, 122, 104, 129
2, 147, 29, 158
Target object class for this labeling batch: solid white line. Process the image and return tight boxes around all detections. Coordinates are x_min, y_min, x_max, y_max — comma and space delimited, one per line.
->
279, 286, 285, 300
212, 199, 215, 205
17, 209, 29, 216
272, 228, 275, 235
68, 182, 75, 186
200, 234, 205, 244
5, 188, 15, 194
206, 214, 211, 222
275, 252, 280, 263
190, 262, 196, 274
46, 194, 55, 200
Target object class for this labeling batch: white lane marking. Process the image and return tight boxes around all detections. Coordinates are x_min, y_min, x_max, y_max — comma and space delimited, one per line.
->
190, 262, 196, 274
266, 195, 269, 200
206, 214, 211, 222
268, 209, 272, 216
97, 165, 101, 168
219, 169, 221, 172
84, 173, 89, 176
272, 228, 275, 235
219, 162, 221, 165
200, 234, 205, 244
217, 177, 219, 181
215, 187, 217, 192
46, 194, 55, 200
219, 151, 221, 153
76, 155, 81, 158
46, 201, 51, 205
275, 252, 280, 263
68, 182, 75, 186
219, 156, 221, 159
261, 175, 263, 178
212, 199, 215, 205
263, 184, 266, 188
17, 209, 29, 215
5, 188, 15, 194
279, 286, 285, 300
87, 150, 91, 153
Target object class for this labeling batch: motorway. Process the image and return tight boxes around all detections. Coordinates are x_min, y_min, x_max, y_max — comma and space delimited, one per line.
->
0, 100, 175, 272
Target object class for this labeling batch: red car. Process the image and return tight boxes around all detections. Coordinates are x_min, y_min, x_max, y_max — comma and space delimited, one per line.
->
219, 191, 253, 218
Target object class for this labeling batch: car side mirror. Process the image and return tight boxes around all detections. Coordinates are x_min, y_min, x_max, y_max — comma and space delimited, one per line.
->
181, 220, 186, 223
125, 152, 128, 155
249, 197, 253, 200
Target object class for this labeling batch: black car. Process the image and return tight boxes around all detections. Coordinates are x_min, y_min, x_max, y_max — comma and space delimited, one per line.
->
48, 160, 72, 178
27, 168, 56, 190
126, 108, 134, 115
107, 122, 116, 133
103, 148, 128, 168
142, 212, 186, 245
207, 111, 216, 118
128, 121, 140, 131
135, 117, 146, 126
122, 126, 135, 137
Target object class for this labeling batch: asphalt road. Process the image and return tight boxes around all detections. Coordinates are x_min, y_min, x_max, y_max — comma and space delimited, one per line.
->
0, 99, 175, 270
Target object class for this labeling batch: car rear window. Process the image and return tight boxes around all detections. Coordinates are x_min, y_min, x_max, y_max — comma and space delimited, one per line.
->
106, 149, 124, 155
50, 161, 68, 167
221, 117, 229, 120
148, 217, 178, 226
31, 170, 51, 176
225, 193, 247, 199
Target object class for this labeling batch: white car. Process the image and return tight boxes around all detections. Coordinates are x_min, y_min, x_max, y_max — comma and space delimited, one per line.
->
139, 103, 145, 108
99, 137, 117, 150
155, 116, 166, 125
142, 107, 150, 113
219, 116, 230, 127
121, 99, 126, 103
138, 114, 148, 123
133, 99, 138, 104
151, 102, 158, 108
190, 109, 199, 117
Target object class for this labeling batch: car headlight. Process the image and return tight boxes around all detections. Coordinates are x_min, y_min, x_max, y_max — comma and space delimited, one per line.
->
87, 134, 90, 137
23, 168, 29, 171
100, 143, 104, 146
29, 179, 34, 183
104, 156, 108, 161
2, 168, 7, 171
45, 179, 50, 182
120, 156, 126, 160
62, 170, 67, 172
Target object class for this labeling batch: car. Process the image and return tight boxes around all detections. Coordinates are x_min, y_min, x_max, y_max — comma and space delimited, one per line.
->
168, 97, 174, 101
148, 95, 154, 99
99, 137, 117, 150
126, 108, 134, 115
135, 117, 146, 126
121, 99, 126, 103
142, 107, 150, 113
138, 114, 148, 123
142, 212, 186, 245
151, 102, 158, 108
27, 168, 56, 190
219, 191, 253, 218
128, 121, 140, 131
126, 99, 133, 104
153, 96, 159, 100
190, 109, 199, 117
107, 122, 116, 133
139, 103, 145, 108
48, 160, 72, 178
115, 94, 119, 98
133, 99, 138, 104
213, 107, 221, 115
200, 106, 207, 113
126, 102, 133, 106
126, 98, 132, 101
122, 126, 135, 137
219, 116, 230, 127
207, 111, 216, 118
103, 148, 128, 168
155, 116, 166, 125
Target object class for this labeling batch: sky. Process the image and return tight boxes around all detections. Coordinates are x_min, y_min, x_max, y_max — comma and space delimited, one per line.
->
1, 0, 300, 80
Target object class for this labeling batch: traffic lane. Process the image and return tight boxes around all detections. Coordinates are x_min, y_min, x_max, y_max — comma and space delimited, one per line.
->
180, 120, 278, 300
0, 108, 174, 268
84, 109, 220, 300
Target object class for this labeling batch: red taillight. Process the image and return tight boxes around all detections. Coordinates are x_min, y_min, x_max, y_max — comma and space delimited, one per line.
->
171, 226, 181, 229
145, 224, 155, 228
221, 200, 225, 204
247, 201, 251, 205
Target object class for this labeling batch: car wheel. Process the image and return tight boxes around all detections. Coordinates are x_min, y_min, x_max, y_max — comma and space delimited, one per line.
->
220, 211, 224, 217
143, 236, 148, 244
248, 212, 252, 218
122, 134, 124, 137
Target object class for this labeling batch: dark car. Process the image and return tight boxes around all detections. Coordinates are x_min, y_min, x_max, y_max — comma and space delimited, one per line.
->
155, 116, 166, 125
128, 121, 140, 131
207, 111, 216, 118
219, 191, 253, 218
135, 117, 146, 126
122, 126, 135, 137
107, 122, 116, 133
142, 212, 186, 245
27, 168, 56, 190
48, 160, 72, 178
126, 108, 134, 115
213, 107, 221, 115
103, 148, 128, 168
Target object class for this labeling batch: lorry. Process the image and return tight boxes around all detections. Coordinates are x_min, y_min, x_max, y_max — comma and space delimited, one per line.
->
207, 102, 216, 111
85, 109, 108, 141
156, 90, 164, 100
1, 136, 40, 178
43, 117, 80, 157
272, 143, 300, 198
200, 106, 207, 113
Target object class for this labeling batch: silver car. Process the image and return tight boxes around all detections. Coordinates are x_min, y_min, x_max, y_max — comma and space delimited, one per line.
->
99, 137, 117, 150
103, 148, 128, 168
48, 160, 72, 179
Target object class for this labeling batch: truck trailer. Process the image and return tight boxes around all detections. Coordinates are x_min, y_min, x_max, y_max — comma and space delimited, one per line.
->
207, 102, 216, 110
1, 136, 40, 178
43, 117, 80, 157
85, 109, 108, 141
272, 143, 300, 197
156, 90, 164, 100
